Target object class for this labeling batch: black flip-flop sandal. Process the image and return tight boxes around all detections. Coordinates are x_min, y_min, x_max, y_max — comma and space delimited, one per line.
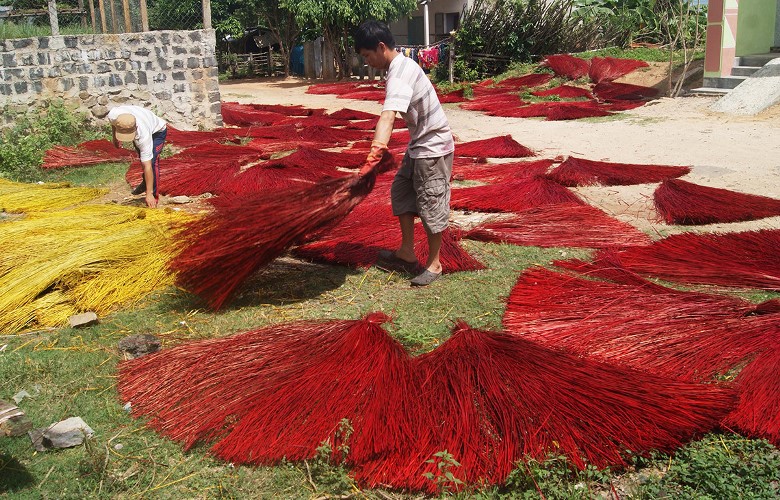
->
410, 269, 441, 286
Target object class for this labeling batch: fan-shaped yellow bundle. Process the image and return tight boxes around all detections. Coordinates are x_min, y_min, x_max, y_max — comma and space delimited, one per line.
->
1, 202, 195, 334
0, 178, 107, 213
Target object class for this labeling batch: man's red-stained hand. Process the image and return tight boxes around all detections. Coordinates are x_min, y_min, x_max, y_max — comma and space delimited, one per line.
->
358, 141, 389, 178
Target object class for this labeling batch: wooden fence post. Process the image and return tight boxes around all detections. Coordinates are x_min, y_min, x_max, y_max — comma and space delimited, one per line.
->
202, 0, 212, 29
86, 0, 96, 31
449, 31, 456, 83
47, 0, 59, 36
139, 0, 148, 31
77, 0, 88, 28
121, 0, 131, 31
109, 0, 119, 33
97, 0, 107, 33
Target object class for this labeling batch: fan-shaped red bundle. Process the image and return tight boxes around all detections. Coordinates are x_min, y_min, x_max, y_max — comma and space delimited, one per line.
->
327, 108, 378, 120
353, 321, 734, 492
544, 101, 615, 121
456, 135, 535, 158
298, 125, 371, 143
452, 158, 553, 182
125, 143, 262, 193
343, 116, 407, 130
42, 139, 135, 168
547, 156, 690, 186
220, 124, 300, 141
215, 161, 346, 196
603, 100, 649, 111
532, 85, 594, 99
306, 81, 363, 95
169, 151, 395, 309
460, 94, 527, 112
465, 203, 651, 248
496, 73, 554, 89
337, 89, 387, 102
436, 88, 466, 103
275, 115, 351, 128
471, 85, 518, 97
451, 176, 583, 213
503, 266, 777, 380
245, 103, 323, 116
541, 54, 590, 80
166, 126, 237, 148
293, 201, 485, 273
654, 178, 780, 225
593, 81, 659, 101
220, 102, 289, 126
272, 146, 365, 170
580, 230, 780, 291
724, 341, 780, 446
588, 57, 649, 84
118, 312, 413, 462
484, 100, 613, 120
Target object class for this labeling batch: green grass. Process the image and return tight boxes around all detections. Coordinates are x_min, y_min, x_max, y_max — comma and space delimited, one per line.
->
0, 20, 95, 39
573, 46, 705, 64
39, 161, 129, 187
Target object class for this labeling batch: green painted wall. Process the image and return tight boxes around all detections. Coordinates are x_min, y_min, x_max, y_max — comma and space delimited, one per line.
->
736, 0, 777, 55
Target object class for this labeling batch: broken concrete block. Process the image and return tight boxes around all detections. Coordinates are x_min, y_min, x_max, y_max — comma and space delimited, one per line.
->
30, 416, 94, 451
0, 400, 33, 437
118, 334, 161, 359
68, 312, 98, 328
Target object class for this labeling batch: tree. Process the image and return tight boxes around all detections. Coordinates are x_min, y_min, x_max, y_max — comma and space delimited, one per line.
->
255, 0, 300, 77
280, 0, 417, 79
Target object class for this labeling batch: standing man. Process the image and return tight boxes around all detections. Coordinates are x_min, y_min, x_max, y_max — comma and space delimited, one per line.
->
355, 20, 455, 287
107, 105, 167, 208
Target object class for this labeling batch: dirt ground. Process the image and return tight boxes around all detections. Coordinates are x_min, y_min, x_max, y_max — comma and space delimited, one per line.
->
216, 64, 780, 237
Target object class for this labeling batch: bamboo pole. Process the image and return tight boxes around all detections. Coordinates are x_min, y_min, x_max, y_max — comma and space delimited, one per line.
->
47, 0, 60, 36
97, 0, 107, 33
139, 0, 148, 31
120, 0, 131, 32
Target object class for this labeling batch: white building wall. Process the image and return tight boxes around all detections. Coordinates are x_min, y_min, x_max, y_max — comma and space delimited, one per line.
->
389, 0, 469, 46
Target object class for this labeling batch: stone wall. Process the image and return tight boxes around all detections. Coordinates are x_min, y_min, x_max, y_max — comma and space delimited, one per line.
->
0, 29, 222, 130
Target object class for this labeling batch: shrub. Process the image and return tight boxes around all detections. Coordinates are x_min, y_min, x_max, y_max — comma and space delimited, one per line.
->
0, 101, 91, 182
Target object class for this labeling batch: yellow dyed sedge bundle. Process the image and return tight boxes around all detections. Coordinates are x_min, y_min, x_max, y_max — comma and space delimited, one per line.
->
0, 178, 107, 213
1, 189, 195, 334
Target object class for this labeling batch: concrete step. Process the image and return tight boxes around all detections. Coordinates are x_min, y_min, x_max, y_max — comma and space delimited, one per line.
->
702, 75, 747, 89
738, 54, 778, 67
687, 87, 730, 96
731, 65, 761, 77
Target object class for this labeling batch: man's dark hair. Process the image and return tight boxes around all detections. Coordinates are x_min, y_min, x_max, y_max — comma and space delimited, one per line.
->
354, 20, 395, 51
